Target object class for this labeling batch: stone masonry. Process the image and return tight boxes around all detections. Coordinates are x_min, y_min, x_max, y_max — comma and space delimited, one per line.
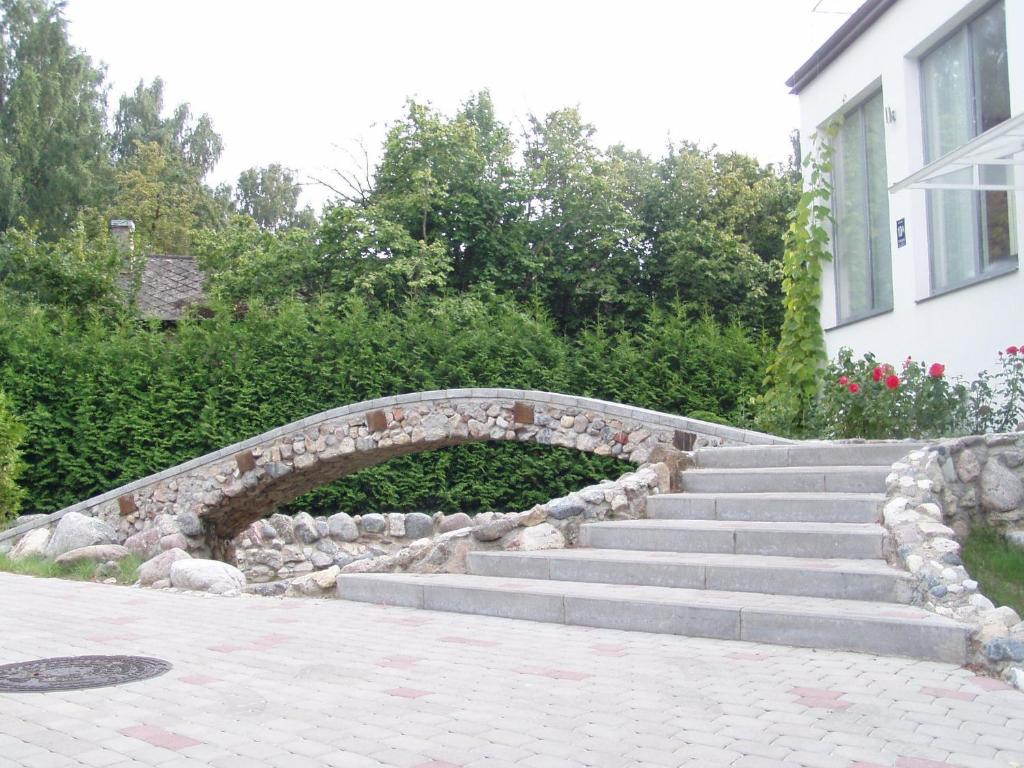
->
0, 389, 784, 562
882, 433, 1024, 674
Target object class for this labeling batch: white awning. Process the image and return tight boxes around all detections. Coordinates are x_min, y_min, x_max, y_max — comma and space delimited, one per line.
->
890, 112, 1024, 193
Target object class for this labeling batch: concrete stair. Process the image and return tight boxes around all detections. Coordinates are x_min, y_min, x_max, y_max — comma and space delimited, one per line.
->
337, 441, 970, 662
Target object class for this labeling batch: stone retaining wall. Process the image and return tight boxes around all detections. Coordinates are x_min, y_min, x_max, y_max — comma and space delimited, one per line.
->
882, 434, 1024, 676
234, 463, 670, 597
0, 389, 785, 559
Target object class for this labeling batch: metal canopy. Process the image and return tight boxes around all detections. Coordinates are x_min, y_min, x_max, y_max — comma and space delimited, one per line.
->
890, 112, 1024, 193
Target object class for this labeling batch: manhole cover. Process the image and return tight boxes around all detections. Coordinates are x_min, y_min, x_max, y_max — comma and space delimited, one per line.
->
0, 655, 171, 693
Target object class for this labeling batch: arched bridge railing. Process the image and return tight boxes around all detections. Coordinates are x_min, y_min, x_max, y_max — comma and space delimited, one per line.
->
0, 389, 790, 555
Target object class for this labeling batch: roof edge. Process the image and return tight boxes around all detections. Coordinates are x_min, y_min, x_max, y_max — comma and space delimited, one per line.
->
786, 0, 900, 95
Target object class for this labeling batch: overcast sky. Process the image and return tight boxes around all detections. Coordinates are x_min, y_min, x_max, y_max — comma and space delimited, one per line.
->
63, 0, 859, 209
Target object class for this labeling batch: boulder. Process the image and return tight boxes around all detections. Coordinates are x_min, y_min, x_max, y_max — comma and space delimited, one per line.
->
360, 513, 386, 534
159, 533, 190, 552
44, 512, 117, 559
500, 523, 565, 552
980, 460, 1024, 512
9, 527, 50, 562
169, 558, 245, 595
292, 512, 320, 543
984, 638, 1024, 663
404, 512, 434, 539
245, 581, 288, 597
268, 513, 295, 542
175, 512, 203, 537
138, 548, 192, 586
386, 513, 406, 537
124, 528, 162, 560
327, 513, 358, 542
545, 496, 586, 520
55, 544, 130, 565
438, 512, 472, 533
287, 565, 340, 596
472, 517, 517, 542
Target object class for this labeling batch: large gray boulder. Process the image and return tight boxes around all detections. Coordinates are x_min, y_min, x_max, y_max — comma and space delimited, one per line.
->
138, 548, 192, 586
404, 512, 434, 540
292, 512, 320, 543
328, 512, 358, 541
169, 558, 246, 595
438, 512, 472, 533
981, 460, 1024, 512
55, 544, 130, 565
44, 512, 118, 559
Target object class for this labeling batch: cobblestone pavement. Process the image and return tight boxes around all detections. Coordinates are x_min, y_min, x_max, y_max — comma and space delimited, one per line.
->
1, 572, 1022, 768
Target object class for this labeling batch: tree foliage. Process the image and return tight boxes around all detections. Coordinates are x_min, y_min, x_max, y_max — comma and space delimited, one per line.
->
235, 164, 315, 231
0, 291, 770, 516
0, 0, 110, 235
0, 386, 25, 523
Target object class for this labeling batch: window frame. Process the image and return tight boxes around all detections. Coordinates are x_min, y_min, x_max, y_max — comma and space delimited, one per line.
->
830, 89, 893, 325
919, 0, 1017, 295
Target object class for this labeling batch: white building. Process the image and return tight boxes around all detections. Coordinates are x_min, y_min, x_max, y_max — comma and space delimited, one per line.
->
788, 0, 1023, 379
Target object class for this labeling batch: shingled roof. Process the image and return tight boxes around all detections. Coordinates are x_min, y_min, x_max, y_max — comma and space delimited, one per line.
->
135, 255, 206, 321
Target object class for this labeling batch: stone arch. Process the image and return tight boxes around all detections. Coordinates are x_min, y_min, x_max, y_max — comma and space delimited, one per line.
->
0, 389, 790, 558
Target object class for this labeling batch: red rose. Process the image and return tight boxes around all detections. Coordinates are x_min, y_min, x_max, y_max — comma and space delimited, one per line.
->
848, 383, 860, 394
1008, 346, 1020, 356
886, 375, 900, 390
872, 366, 883, 382
928, 363, 945, 378
838, 375, 849, 385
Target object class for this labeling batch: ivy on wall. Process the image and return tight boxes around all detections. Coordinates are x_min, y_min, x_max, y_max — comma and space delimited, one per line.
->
759, 129, 836, 437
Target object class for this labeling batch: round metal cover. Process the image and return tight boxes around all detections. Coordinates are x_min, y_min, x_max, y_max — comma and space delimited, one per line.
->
0, 655, 171, 693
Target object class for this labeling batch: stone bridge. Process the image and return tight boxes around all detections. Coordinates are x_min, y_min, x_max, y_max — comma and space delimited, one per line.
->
0, 389, 788, 559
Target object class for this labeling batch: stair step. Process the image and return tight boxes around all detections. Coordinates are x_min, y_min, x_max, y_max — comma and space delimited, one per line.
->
467, 549, 915, 602
647, 492, 883, 524
336, 573, 968, 663
694, 442, 921, 469
580, 520, 886, 559
679, 466, 890, 494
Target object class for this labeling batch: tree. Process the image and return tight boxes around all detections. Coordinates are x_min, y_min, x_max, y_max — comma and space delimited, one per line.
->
523, 108, 646, 331
235, 164, 315, 231
0, 0, 111, 236
109, 140, 208, 254
372, 92, 531, 293
111, 77, 222, 178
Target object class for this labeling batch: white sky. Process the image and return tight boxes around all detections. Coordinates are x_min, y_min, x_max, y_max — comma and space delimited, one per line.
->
63, 0, 860, 210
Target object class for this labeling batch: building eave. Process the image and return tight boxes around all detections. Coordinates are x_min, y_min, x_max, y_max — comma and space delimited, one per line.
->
785, 0, 900, 95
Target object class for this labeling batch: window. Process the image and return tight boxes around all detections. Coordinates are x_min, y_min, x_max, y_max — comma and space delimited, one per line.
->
921, 1, 1017, 293
832, 91, 893, 322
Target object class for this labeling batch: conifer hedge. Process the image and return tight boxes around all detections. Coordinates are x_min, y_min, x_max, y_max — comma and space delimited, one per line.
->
0, 293, 769, 517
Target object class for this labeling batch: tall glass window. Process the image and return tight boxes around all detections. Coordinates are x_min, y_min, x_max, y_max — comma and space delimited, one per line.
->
832, 91, 893, 322
921, 1, 1017, 293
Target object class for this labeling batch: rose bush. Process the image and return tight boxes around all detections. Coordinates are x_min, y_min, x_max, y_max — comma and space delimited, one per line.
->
814, 346, 1024, 439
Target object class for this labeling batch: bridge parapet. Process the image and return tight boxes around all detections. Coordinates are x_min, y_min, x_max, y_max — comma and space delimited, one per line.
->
0, 389, 790, 557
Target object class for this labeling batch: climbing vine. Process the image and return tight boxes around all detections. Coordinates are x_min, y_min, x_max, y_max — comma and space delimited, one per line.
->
758, 127, 836, 437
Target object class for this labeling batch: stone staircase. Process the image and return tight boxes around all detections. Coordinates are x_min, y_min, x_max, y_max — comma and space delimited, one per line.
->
337, 443, 971, 663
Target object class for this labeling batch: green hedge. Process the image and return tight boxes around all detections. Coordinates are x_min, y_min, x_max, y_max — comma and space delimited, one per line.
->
0, 292, 770, 516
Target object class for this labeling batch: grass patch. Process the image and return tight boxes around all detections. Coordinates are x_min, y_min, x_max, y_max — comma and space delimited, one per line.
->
0, 552, 142, 585
962, 526, 1024, 617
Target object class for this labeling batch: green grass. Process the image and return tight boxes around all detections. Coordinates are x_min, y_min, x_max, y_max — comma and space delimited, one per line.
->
0, 552, 142, 584
962, 526, 1024, 617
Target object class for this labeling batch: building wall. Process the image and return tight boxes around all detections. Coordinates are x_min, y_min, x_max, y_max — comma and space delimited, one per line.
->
797, 0, 1024, 379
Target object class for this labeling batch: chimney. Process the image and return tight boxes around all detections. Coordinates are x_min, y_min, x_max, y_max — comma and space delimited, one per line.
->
109, 219, 135, 254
